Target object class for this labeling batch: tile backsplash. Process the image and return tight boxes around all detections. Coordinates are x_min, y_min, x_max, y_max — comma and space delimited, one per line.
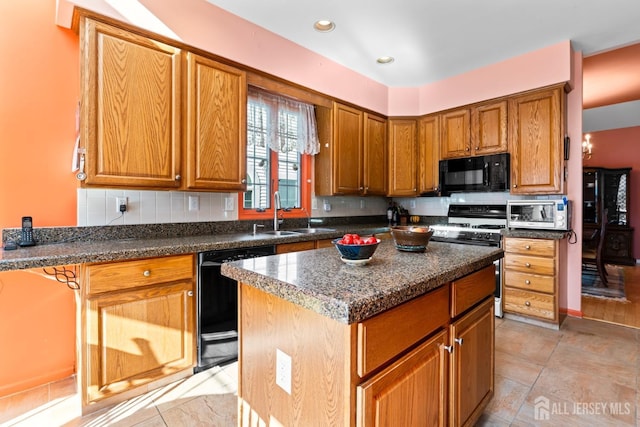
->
77, 189, 536, 226
77, 189, 390, 226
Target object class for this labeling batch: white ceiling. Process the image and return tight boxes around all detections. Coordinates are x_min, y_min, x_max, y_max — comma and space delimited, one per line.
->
206, 0, 640, 88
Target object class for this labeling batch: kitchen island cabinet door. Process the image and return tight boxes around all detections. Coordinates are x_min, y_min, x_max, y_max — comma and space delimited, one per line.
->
357, 329, 449, 427
83, 280, 194, 405
508, 85, 565, 195
185, 53, 247, 191
449, 297, 494, 427
80, 18, 182, 189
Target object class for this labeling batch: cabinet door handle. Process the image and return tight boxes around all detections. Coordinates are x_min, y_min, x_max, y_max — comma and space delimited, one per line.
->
465, 147, 470, 151
454, 337, 463, 346
475, 146, 479, 150
443, 345, 453, 353
513, 184, 517, 188
175, 174, 181, 181
525, 301, 531, 307
525, 262, 531, 268
241, 178, 247, 184
143, 270, 151, 277
187, 291, 193, 297
525, 279, 531, 285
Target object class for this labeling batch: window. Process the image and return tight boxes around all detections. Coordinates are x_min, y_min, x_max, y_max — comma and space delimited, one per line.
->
240, 88, 319, 219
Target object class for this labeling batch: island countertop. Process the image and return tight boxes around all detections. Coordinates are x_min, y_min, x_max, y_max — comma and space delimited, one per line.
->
221, 239, 503, 324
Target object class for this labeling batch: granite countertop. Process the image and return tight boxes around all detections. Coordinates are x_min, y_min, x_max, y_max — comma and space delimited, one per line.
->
502, 229, 570, 240
221, 239, 503, 324
0, 225, 388, 272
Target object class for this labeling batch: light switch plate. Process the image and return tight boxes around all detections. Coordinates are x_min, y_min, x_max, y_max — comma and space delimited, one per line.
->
224, 197, 234, 211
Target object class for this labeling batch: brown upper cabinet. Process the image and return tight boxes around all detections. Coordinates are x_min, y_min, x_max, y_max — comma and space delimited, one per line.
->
418, 114, 440, 195
387, 119, 418, 197
440, 108, 471, 159
315, 102, 387, 196
441, 101, 507, 159
185, 53, 247, 191
80, 18, 247, 191
508, 85, 565, 195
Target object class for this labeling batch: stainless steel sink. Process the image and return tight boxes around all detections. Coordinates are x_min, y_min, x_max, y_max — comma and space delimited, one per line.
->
260, 230, 301, 236
289, 228, 337, 234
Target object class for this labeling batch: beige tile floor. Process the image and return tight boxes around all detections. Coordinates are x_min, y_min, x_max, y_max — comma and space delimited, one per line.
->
1, 317, 638, 426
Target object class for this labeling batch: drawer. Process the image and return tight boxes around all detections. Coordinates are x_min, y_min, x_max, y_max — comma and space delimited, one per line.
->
504, 238, 555, 257
504, 254, 555, 276
276, 241, 315, 254
85, 254, 194, 295
450, 264, 496, 317
503, 288, 556, 321
356, 284, 450, 378
504, 270, 555, 294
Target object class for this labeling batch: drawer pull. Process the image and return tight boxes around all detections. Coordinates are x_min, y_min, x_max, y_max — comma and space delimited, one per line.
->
525, 245, 531, 250
143, 270, 151, 277
525, 262, 531, 268
443, 345, 453, 354
525, 279, 531, 285
525, 301, 531, 307
454, 338, 463, 346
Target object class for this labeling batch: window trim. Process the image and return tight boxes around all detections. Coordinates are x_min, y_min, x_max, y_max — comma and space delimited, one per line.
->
238, 153, 312, 220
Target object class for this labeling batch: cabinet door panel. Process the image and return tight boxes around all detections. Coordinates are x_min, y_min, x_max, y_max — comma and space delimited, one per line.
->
334, 103, 364, 194
186, 53, 247, 190
440, 109, 471, 159
388, 119, 417, 196
85, 281, 194, 403
418, 115, 440, 194
363, 113, 387, 195
82, 19, 182, 188
471, 101, 507, 155
449, 298, 494, 427
509, 86, 564, 194
358, 329, 448, 427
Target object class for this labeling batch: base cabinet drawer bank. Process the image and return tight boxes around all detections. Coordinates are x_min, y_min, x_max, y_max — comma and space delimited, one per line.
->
237, 264, 495, 426
79, 254, 196, 413
503, 237, 562, 327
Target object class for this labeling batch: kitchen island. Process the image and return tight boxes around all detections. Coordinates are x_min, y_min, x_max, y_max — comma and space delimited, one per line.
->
222, 239, 502, 426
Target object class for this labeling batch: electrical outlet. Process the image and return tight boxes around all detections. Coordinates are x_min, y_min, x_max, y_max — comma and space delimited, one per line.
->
323, 200, 331, 212
275, 349, 292, 394
116, 197, 128, 213
224, 197, 235, 211
409, 200, 416, 209
360, 199, 366, 209
311, 198, 318, 210
188, 195, 199, 212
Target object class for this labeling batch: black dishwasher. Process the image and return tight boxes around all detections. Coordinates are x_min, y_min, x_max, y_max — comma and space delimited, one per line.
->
196, 245, 276, 373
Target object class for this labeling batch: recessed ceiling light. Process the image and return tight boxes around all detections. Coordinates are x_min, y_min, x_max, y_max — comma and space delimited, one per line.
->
313, 20, 335, 32
376, 56, 395, 64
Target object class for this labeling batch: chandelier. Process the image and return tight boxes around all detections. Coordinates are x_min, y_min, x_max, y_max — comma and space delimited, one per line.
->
582, 134, 593, 159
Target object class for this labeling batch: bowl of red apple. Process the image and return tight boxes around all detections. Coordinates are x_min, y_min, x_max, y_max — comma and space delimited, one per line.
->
332, 233, 380, 266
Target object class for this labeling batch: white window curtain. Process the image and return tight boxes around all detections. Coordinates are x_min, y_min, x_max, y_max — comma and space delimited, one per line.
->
248, 86, 320, 155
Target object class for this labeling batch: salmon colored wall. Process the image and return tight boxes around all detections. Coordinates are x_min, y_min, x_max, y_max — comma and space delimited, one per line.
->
583, 126, 640, 259
0, 0, 79, 397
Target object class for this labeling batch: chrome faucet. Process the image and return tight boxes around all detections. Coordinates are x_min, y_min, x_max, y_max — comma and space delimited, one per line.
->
273, 191, 281, 231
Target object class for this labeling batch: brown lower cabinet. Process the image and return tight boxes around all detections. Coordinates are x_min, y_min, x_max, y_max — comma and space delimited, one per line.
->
80, 254, 196, 413
238, 264, 495, 426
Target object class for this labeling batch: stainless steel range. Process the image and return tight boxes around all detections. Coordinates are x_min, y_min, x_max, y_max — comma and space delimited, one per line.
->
430, 204, 506, 317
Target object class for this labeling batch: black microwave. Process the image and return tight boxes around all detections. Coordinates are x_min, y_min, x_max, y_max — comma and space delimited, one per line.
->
438, 153, 510, 196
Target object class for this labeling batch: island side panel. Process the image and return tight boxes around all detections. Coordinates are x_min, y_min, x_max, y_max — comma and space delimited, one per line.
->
239, 283, 356, 426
